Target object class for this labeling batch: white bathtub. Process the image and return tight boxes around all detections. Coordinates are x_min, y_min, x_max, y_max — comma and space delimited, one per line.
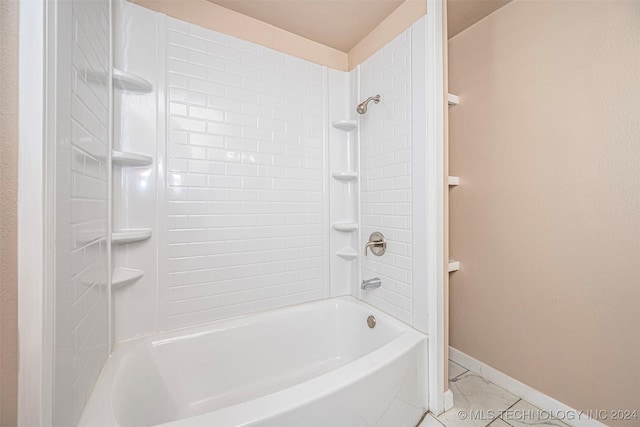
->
79, 297, 428, 427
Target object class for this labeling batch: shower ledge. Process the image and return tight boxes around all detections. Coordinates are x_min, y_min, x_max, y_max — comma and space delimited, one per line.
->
332, 171, 358, 181
332, 223, 358, 232
336, 248, 358, 260
85, 68, 153, 94
112, 150, 153, 167
112, 268, 144, 290
113, 68, 153, 93
112, 228, 152, 244
331, 120, 357, 131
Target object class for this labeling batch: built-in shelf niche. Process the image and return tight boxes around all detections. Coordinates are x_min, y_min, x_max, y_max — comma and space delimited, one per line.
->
332, 223, 358, 232
112, 150, 153, 167
112, 228, 152, 244
448, 176, 459, 186
448, 93, 459, 106
331, 120, 357, 132
112, 267, 144, 290
336, 247, 358, 260
448, 260, 460, 272
332, 171, 358, 182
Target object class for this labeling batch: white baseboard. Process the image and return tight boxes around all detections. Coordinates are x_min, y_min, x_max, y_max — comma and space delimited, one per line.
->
443, 389, 454, 411
449, 347, 608, 427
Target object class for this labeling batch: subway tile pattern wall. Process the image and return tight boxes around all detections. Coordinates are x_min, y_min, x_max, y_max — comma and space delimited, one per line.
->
55, 0, 110, 424
359, 29, 414, 324
164, 18, 326, 329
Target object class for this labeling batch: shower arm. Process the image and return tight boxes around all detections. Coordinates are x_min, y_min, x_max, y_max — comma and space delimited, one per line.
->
356, 95, 381, 115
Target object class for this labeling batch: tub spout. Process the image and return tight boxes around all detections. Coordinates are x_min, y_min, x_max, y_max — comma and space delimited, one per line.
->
361, 278, 382, 290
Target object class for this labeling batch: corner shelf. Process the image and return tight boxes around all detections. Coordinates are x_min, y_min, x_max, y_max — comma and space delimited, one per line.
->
331, 120, 357, 132
332, 171, 358, 182
112, 150, 153, 167
448, 176, 459, 186
112, 268, 144, 290
112, 228, 152, 244
85, 69, 153, 94
448, 260, 460, 273
332, 223, 358, 232
448, 93, 459, 106
113, 68, 153, 93
336, 247, 358, 260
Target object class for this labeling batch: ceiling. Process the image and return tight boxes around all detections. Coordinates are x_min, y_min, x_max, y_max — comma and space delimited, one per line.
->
205, 0, 512, 52
207, 0, 405, 53
447, 0, 513, 38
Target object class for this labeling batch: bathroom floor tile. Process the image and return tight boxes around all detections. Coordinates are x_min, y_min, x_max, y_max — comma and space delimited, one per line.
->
419, 413, 445, 426
422, 360, 567, 427
488, 418, 512, 427
436, 372, 519, 427
499, 400, 571, 427
449, 360, 468, 380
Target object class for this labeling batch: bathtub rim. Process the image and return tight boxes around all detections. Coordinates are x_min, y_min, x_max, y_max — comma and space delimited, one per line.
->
148, 294, 406, 349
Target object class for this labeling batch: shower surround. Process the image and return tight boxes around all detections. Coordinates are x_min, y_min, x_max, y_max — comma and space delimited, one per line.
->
113, 1, 432, 341
38, 0, 445, 424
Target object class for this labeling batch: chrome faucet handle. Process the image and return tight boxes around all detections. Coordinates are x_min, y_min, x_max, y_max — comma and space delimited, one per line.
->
365, 241, 377, 256
365, 232, 386, 256
361, 277, 382, 290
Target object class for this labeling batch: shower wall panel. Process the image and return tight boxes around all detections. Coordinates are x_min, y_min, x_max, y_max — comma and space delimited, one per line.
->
359, 29, 414, 324
163, 18, 327, 329
53, 0, 111, 424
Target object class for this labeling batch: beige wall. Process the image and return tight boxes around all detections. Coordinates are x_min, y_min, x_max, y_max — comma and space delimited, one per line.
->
448, 0, 640, 422
347, 0, 426, 70
131, 0, 350, 70
131, 0, 426, 71
131, 0, 347, 71
0, 0, 19, 425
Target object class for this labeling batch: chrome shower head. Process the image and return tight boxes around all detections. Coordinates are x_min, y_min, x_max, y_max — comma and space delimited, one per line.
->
356, 95, 381, 115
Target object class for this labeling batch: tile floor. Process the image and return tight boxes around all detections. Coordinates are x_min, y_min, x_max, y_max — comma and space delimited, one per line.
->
419, 360, 571, 427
